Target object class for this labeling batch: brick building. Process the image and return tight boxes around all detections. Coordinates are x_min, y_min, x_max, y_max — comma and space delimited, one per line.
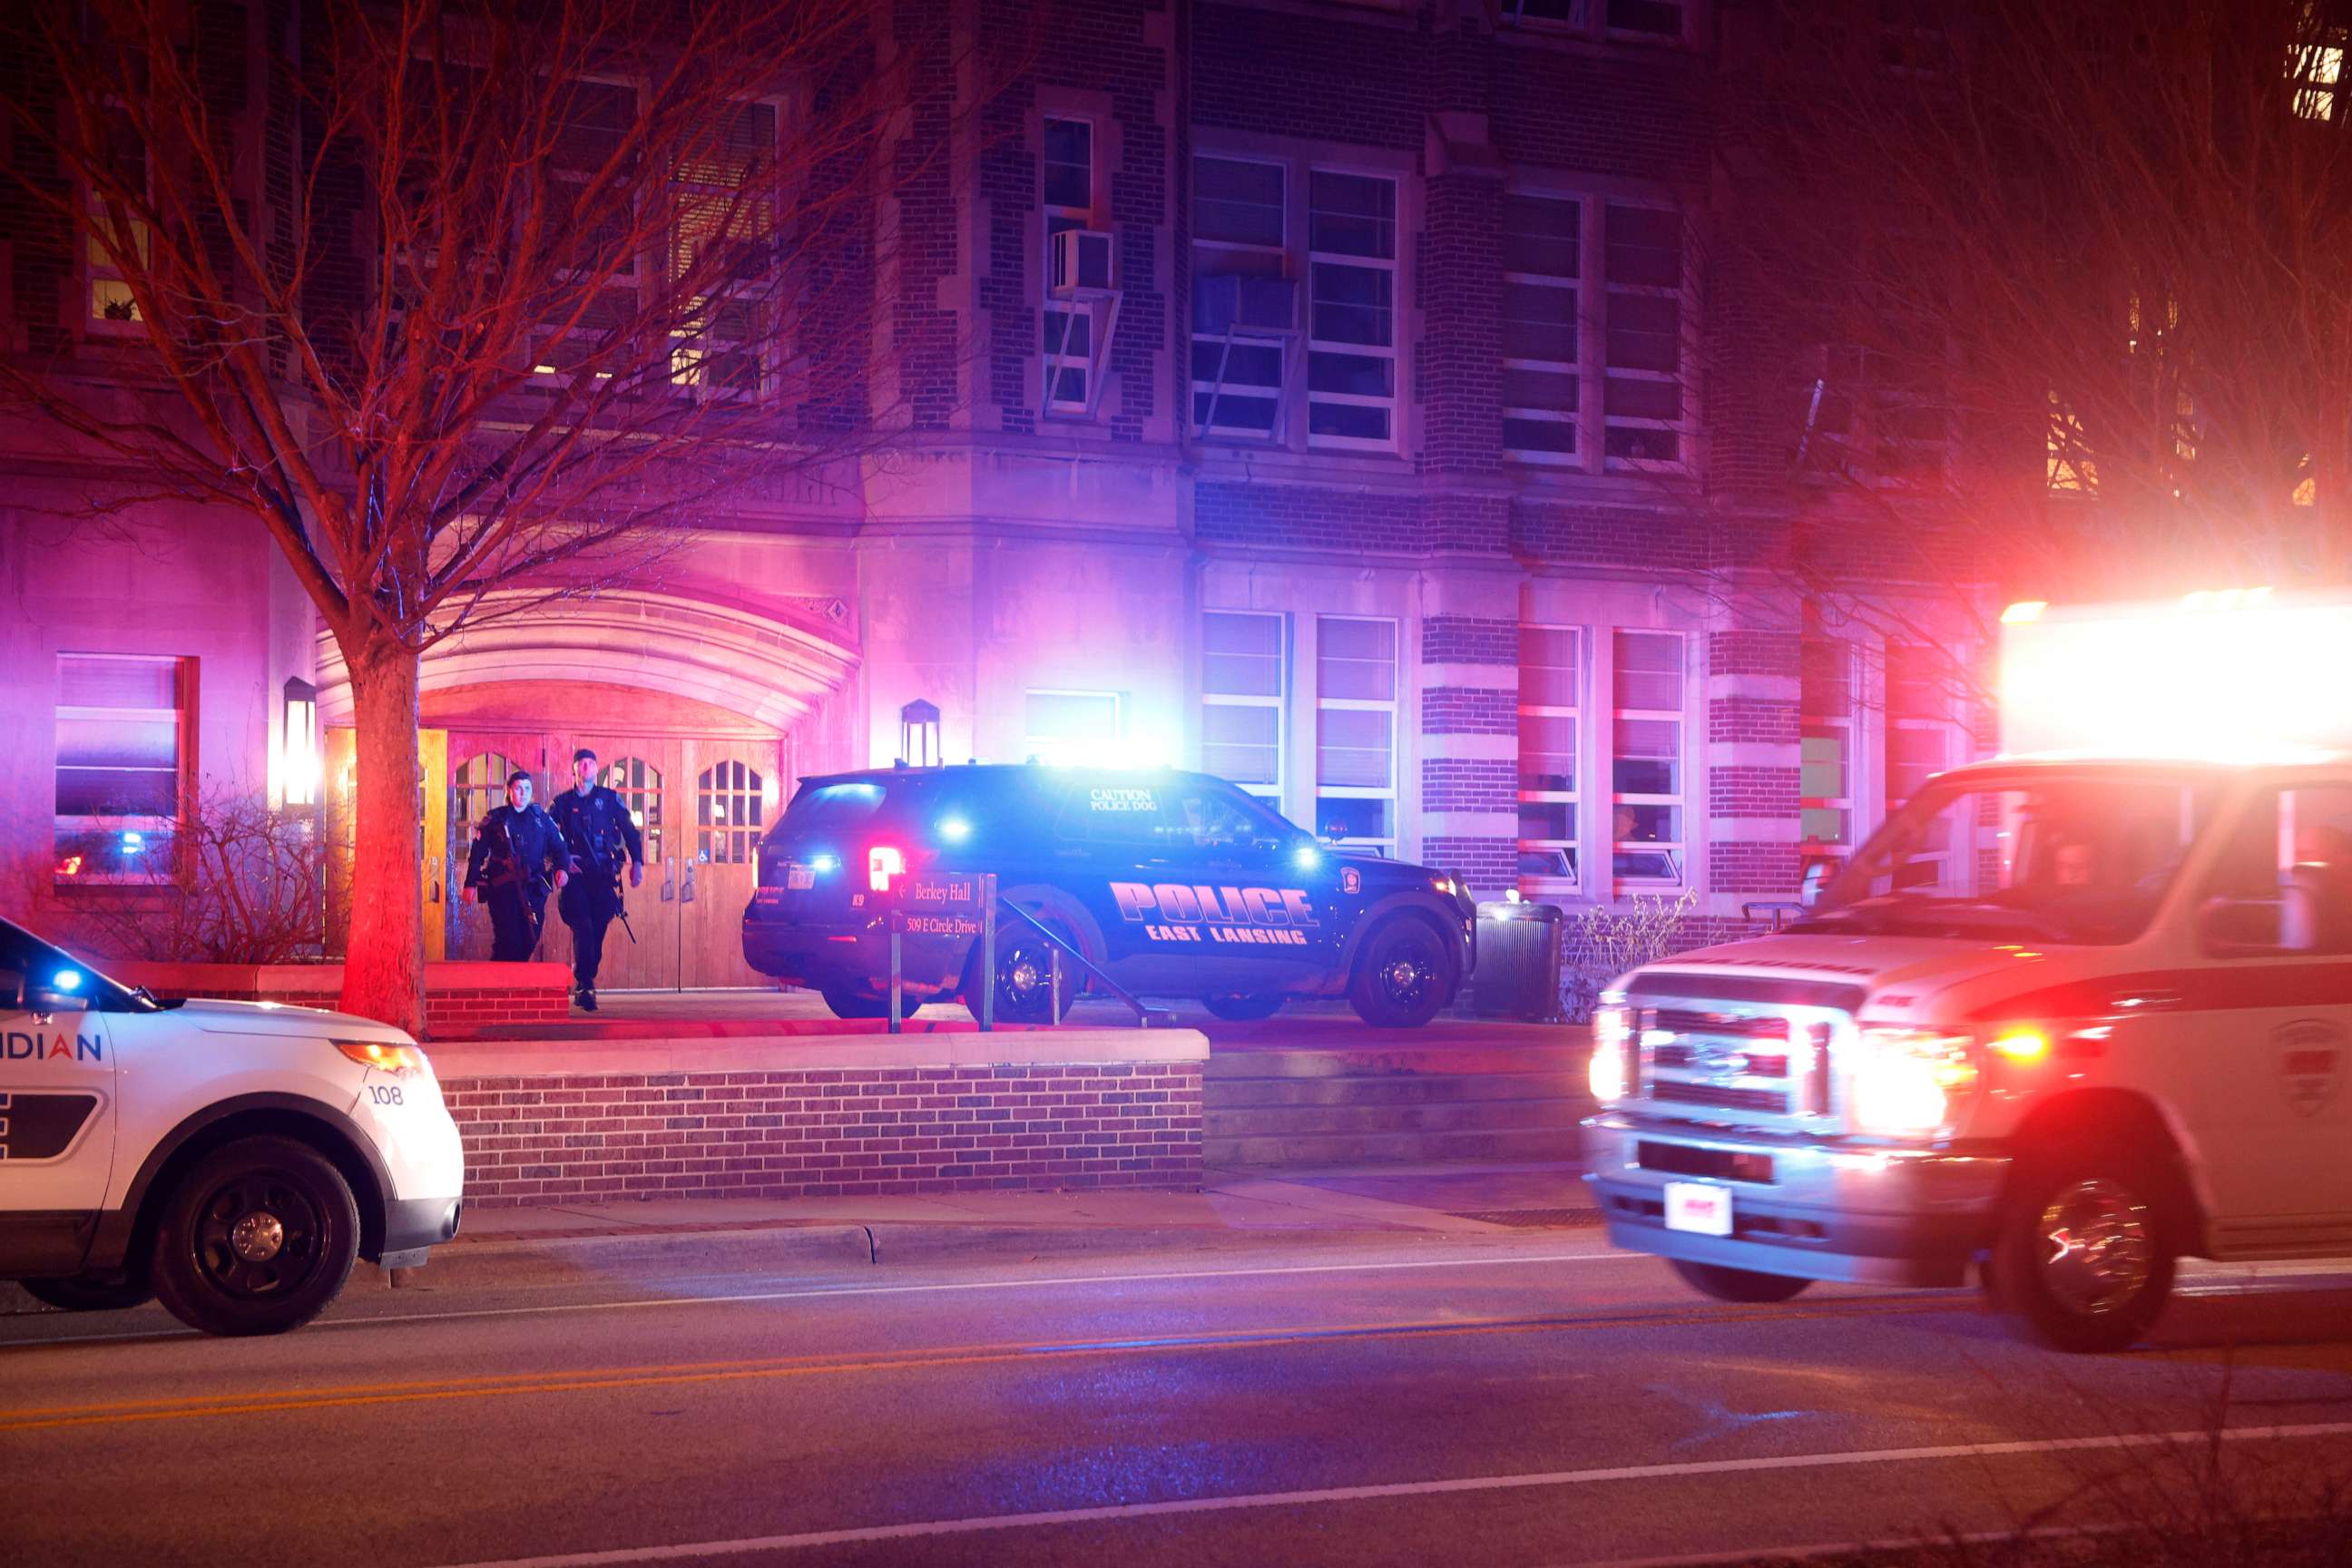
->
0, 0, 1984, 985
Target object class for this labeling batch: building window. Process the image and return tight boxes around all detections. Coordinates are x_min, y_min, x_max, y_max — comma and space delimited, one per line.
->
531, 79, 641, 383
54, 653, 190, 884
1316, 616, 1397, 849
1886, 643, 1950, 816
1800, 640, 1856, 862
1202, 611, 1285, 799
697, 760, 764, 865
1501, 193, 1580, 464
1517, 625, 1581, 883
1307, 171, 1397, 449
1498, 0, 1686, 46
2292, 10, 2347, 121
1191, 155, 1290, 440
1612, 630, 1683, 885
1042, 116, 1096, 415
1025, 689, 1122, 766
83, 106, 150, 331
1602, 202, 1686, 466
670, 99, 779, 401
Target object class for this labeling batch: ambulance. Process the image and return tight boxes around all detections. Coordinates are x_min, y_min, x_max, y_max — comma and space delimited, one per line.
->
0, 916, 465, 1335
1583, 590, 2352, 1350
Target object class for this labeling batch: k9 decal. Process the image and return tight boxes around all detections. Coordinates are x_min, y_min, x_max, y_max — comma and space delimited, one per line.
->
1111, 882, 1319, 947
0, 1092, 100, 1161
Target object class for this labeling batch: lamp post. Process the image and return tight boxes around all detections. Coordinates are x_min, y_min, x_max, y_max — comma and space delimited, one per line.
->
899, 698, 941, 769
282, 676, 319, 808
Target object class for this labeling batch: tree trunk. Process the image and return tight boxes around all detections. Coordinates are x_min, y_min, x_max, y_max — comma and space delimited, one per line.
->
339, 633, 427, 1035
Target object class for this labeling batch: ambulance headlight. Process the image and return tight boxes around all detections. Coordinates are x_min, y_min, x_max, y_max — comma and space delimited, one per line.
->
1852, 1025, 1978, 1138
1588, 1003, 1633, 1104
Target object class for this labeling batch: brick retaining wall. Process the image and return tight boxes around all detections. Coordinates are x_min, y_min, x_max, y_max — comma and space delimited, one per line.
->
439, 1057, 1206, 1208
100, 959, 573, 1034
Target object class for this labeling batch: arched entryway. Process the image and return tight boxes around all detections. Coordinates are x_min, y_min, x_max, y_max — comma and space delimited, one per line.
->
318, 592, 858, 988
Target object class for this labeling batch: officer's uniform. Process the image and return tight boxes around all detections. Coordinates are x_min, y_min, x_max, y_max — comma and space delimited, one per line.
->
551, 783, 647, 1003
464, 802, 566, 962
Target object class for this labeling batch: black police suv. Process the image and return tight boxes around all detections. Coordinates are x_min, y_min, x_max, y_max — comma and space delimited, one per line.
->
740, 765, 1476, 1027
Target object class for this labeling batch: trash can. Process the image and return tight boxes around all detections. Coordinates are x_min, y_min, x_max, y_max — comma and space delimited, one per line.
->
1469, 900, 1563, 1022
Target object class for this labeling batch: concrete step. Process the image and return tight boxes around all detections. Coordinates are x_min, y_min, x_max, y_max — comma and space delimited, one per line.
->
1204, 1125, 1583, 1170
1205, 1095, 1583, 1141
1203, 1071, 1577, 1110
1202, 1042, 1578, 1081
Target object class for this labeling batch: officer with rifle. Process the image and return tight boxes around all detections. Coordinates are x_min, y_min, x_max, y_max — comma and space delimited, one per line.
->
463, 770, 569, 962
551, 747, 646, 1013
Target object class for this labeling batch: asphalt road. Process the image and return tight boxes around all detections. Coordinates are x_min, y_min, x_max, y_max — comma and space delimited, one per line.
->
5, 1233, 2351, 1568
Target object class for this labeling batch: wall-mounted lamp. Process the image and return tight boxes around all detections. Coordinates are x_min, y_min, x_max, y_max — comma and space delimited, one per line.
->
900, 698, 941, 769
282, 676, 319, 807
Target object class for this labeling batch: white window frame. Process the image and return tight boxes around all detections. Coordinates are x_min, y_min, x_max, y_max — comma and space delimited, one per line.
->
1800, 642, 1857, 857
54, 652, 190, 887
1201, 610, 1287, 802
1306, 169, 1399, 453
1190, 154, 1291, 443
1516, 624, 1582, 890
1315, 615, 1399, 854
1600, 199, 1690, 473
1500, 191, 1582, 468
1041, 114, 1098, 417
1610, 629, 1685, 888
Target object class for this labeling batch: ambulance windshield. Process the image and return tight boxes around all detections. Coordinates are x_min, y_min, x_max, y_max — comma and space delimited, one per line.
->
1795, 771, 2222, 946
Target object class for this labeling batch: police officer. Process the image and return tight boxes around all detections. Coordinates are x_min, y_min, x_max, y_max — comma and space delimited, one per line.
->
464, 771, 568, 962
550, 747, 646, 1012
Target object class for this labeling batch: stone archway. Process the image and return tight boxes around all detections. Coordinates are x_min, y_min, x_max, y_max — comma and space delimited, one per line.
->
315, 592, 859, 982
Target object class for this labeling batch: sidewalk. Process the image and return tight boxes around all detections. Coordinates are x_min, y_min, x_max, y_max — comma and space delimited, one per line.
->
418, 1161, 1602, 1277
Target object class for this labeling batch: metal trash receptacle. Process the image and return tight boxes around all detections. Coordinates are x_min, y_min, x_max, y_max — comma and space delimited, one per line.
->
1470, 900, 1563, 1021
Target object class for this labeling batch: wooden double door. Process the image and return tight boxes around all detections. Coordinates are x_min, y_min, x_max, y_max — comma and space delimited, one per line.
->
438, 730, 783, 989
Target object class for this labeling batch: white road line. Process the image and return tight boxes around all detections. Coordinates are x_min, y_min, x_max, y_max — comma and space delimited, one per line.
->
430, 1421, 2352, 1568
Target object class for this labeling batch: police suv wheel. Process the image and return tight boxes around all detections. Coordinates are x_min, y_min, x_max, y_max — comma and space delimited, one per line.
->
1348, 919, 1451, 1028
1987, 1144, 2177, 1354
20, 1275, 155, 1313
818, 985, 891, 1021
1669, 1259, 1812, 1304
981, 926, 1073, 1024
149, 1136, 360, 1338
1202, 994, 1285, 1023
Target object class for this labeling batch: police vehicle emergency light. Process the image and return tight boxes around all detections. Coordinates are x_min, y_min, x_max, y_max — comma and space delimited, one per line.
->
741, 765, 1478, 1027
0, 916, 464, 1335
1584, 589, 2352, 1351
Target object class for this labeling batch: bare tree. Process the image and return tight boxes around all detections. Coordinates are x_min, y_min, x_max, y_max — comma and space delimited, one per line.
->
51, 780, 326, 965
0, 0, 973, 1029
1719, 0, 2352, 661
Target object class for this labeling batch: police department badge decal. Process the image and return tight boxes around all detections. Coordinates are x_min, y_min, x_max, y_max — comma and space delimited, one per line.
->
2276, 1017, 2344, 1118
1341, 867, 1361, 895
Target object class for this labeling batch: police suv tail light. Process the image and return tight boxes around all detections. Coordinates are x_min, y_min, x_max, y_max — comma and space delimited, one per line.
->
1851, 1024, 1978, 1138
1589, 1002, 1634, 1104
336, 1039, 432, 1080
867, 844, 906, 893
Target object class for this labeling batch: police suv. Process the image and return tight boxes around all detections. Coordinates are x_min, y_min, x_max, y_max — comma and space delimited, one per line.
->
741, 765, 1477, 1027
1585, 593, 2352, 1352
1, 916, 465, 1336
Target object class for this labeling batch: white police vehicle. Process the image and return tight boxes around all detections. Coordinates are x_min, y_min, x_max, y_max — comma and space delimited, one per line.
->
1, 916, 465, 1335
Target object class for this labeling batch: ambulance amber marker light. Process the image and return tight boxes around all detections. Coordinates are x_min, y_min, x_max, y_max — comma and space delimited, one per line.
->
1988, 1028, 2049, 1063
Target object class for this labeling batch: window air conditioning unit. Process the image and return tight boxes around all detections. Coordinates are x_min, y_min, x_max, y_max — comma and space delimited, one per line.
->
1194, 272, 1298, 335
1050, 228, 1115, 296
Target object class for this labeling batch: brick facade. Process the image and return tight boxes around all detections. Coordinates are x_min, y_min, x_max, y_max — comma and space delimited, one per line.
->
443, 1062, 1204, 1207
